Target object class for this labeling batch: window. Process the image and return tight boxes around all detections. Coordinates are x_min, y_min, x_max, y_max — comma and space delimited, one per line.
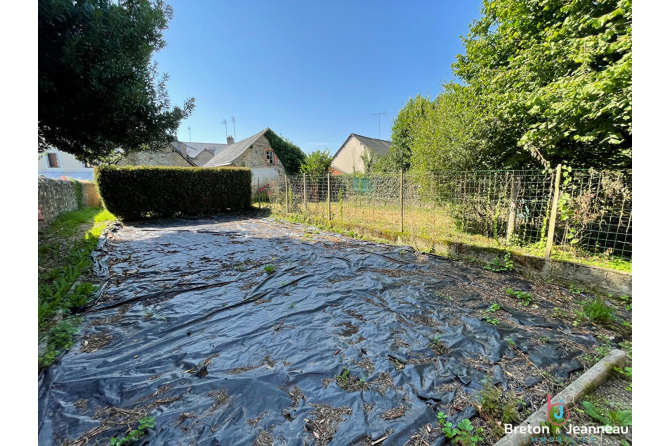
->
266, 150, 274, 165
47, 153, 60, 168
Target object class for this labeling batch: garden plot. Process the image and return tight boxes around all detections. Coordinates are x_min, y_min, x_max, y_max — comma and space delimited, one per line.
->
38, 217, 623, 445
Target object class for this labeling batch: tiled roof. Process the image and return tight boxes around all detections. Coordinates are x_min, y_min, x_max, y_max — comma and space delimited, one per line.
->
203, 128, 270, 167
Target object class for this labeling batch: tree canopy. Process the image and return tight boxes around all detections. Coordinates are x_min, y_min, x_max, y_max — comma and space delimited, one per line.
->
300, 150, 333, 176
385, 0, 632, 172
39, 0, 194, 163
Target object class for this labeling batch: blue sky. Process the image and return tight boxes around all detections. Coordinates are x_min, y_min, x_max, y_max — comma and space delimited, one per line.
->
156, 0, 482, 153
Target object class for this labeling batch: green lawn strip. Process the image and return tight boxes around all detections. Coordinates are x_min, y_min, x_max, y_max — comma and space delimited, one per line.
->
264, 203, 631, 273
38, 207, 116, 369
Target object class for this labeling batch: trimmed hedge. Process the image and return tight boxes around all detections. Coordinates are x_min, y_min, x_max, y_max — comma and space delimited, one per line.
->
95, 166, 252, 220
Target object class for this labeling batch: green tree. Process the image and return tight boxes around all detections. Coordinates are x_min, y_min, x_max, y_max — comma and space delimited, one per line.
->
264, 130, 306, 175
453, 0, 632, 168
300, 150, 333, 176
382, 94, 433, 172
39, 0, 194, 163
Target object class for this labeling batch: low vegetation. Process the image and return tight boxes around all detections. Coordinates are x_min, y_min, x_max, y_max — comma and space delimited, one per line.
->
38, 207, 115, 368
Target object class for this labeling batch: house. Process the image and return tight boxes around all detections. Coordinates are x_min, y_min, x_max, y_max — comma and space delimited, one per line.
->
331, 133, 392, 174
203, 128, 285, 186
38, 149, 96, 181
39, 128, 287, 187
116, 143, 196, 167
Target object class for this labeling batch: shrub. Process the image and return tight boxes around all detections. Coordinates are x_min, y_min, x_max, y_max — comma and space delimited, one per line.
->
95, 166, 252, 220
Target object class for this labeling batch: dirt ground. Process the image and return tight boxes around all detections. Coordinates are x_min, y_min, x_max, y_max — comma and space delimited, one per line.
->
38, 216, 631, 445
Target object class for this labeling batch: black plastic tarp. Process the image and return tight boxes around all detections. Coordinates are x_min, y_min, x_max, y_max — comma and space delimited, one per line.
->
38, 217, 596, 445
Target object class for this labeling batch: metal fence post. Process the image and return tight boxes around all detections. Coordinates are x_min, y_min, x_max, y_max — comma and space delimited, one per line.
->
544, 164, 562, 260
303, 173, 307, 214
285, 174, 289, 214
327, 173, 331, 222
257, 178, 261, 209
399, 170, 404, 233
506, 176, 520, 244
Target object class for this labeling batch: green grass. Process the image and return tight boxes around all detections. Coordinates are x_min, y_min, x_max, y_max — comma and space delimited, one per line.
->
263, 201, 631, 272
38, 207, 116, 368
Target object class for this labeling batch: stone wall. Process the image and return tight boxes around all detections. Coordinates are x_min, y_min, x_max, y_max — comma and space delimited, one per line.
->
233, 135, 285, 172
38, 177, 78, 228
38, 177, 103, 228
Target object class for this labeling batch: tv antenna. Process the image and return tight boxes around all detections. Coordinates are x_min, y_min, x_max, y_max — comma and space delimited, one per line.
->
231, 116, 236, 140
221, 119, 228, 139
188, 126, 192, 142
373, 111, 386, 139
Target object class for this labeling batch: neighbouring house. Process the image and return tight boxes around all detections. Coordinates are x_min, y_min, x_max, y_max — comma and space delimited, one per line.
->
39, 128, 288, 188
38, 149, 96, 181
203, 128, 286, 186
116, 143, 196, 167
331, 133, 392, 175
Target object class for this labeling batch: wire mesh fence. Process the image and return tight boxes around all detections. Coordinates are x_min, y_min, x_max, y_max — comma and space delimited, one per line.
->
262, 168, 632, 267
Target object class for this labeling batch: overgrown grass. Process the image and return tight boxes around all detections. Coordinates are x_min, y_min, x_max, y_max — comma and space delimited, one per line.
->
38, 207, 116, 368
262, 202, 631, 272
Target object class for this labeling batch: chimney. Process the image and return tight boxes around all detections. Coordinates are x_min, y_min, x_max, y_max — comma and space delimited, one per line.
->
227, 136, 235, 144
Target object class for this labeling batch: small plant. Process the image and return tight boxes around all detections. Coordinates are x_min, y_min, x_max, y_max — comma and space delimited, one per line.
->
234, 264, 246, 272
433, 334, 442, 346
263, 264, 276, 274
288, 301, 296, 309
484, 252, 514, 272
337, 367, 350, 384
538, 336, 551, 344
437, 413, 484, 445
477, 380, 522, 437
506, 338, 516, 348
569, 283, 582, 295
582, 401, 632, 427
437, 291, 453, 301
109, 416, 155, 445
581, 297, 614, 324
505, 288, 533, 306
551, 307, 565, 318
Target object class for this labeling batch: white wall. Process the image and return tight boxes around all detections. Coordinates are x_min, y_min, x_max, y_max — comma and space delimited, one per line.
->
38, 149, 95, 180
331, 137, 367, 174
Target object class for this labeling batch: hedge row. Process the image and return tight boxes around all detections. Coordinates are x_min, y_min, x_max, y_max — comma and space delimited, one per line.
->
95, 166, 252, 220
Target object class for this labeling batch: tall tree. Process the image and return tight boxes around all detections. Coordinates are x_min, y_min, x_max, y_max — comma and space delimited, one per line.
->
382, 95, 433, 172
39, 0, 194, 163
453, 0, 632, 169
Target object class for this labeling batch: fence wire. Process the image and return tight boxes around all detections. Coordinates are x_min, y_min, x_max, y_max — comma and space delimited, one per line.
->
262, 169, 632, 262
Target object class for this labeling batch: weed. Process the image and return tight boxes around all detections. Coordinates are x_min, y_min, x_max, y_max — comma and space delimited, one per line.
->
581, 401, 632, 427
234, 265, 246, 272
481, 305, 502, 325
437, 291, 453, 301
288, 302, 296, 309
109, 416, 155, 445
569, 283, 583, 295
551, 307, 566, 318
538, 336, 551, 344
433, 334, 442, 346
477, 380, 522, 437
484, 252, 514, 272
437, 414, 484, 445
505, 289, 533, 306
506, 338, 516, 348
581, 297, 614, 324
263, 264, 276, 274
486, 303, 500, 313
